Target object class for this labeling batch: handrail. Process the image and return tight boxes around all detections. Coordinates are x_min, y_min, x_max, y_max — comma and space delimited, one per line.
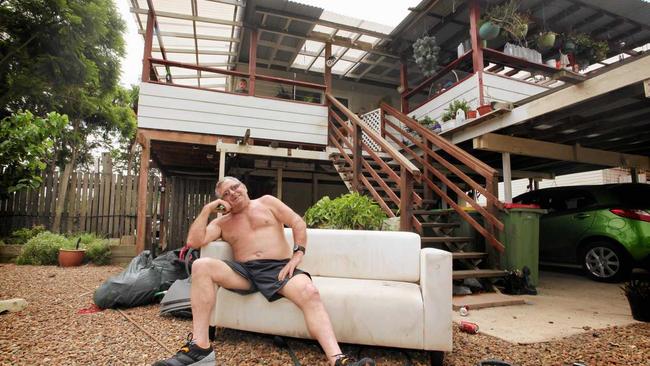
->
149, 58, 326, 92
382, 103, 499, 181
326, 94, 421, 178
380, 103, 506, 252
326, 93, 421, 231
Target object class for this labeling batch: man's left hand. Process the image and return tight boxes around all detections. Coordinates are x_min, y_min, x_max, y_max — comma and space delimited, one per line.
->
278, 254, 303, 281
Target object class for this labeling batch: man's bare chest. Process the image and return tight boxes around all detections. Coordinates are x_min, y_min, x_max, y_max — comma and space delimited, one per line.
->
221, 206, 278, 242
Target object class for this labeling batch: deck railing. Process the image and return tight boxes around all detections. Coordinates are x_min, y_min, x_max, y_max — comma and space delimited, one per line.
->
147, 58, 327, 104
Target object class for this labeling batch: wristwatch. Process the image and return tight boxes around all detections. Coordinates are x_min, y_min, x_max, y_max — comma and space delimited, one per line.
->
293, 244, 306, 254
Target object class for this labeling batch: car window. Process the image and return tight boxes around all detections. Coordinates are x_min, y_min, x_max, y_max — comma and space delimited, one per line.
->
564, 191, 596, 210
608, 184, 650, 207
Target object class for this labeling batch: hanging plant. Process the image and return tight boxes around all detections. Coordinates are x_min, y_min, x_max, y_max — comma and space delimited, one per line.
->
566, 33, 610, 64
537, 31, 556, 49
484, 0, 531, 44
412, 35, 440, 78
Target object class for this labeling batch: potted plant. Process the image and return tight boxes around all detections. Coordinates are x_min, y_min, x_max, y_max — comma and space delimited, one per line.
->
467, 109, 478, 119
477, 104, 493, 116
441, 100, 470, 123
412, 35, 440, 77
58, 238, 85, 267
622, 277, 650, 322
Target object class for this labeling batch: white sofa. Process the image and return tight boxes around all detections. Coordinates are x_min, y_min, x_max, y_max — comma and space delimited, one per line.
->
201, 228, 452, 361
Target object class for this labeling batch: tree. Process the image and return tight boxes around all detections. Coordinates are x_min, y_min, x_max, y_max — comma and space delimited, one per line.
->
1, 0, 136, 231
0, 111, 68, 198
0, 0, 134, 163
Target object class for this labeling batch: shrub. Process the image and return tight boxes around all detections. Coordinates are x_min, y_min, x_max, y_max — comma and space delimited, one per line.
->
67, 233, 111, 265
304, 193, 388, 230
5, 225, 46, 244
85, 239, 111, 265
16, 232, 71, 265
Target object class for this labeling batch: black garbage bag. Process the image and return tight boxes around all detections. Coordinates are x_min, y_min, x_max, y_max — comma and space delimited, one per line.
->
502, 266, 537, 295
93, 250, 161, 309
152, 249, 190, 292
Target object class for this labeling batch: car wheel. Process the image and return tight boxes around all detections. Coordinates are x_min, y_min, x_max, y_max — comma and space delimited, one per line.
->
580, 241, 631, 283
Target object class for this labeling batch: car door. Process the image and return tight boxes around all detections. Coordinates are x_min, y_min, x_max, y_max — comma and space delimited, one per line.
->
538, 189, 597, 263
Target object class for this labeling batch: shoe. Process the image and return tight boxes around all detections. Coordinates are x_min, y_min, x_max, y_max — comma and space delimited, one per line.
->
152, 333, 214, 366
334, 355, 376, 366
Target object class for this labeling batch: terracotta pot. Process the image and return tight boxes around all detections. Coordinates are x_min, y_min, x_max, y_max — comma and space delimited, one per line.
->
477, 105, 493, 116
467, 110, 478, 119
58, 249, 86, 267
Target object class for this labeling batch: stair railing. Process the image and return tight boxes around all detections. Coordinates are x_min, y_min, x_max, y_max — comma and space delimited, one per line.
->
326, 94, 421, 231
380, 103, 505, 252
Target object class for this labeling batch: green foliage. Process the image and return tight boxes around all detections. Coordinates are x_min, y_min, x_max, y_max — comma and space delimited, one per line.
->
5, 225, 46, 245
441, 100, 470, 122
567, 33, 609, 64
0, 111, 68, 197
419, 116, 441, 130
304, 193, 388, 230
14, 231, 112, 265
15, 232, 72, 265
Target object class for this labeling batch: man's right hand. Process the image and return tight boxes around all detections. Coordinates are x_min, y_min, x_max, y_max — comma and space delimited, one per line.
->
206, 199, 231, 214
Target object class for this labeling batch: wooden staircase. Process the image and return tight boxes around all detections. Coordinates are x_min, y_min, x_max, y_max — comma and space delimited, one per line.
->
326, 93, 507, 287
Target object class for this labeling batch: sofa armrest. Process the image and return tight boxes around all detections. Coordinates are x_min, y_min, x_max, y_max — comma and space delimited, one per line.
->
200, 241, 234, 326
420, 248, 453, 351
200, 241, 234, 261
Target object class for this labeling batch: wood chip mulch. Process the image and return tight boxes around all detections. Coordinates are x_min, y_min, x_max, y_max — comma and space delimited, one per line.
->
0, 264, 648, 365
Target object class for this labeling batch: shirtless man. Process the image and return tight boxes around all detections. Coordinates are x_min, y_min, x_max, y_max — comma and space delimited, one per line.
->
153, 177, 375, 366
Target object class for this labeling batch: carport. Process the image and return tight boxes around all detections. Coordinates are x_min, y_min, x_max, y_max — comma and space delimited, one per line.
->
441, 54, 650, 201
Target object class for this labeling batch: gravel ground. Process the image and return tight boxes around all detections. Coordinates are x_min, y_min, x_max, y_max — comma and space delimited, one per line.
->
0, 264, 649, 366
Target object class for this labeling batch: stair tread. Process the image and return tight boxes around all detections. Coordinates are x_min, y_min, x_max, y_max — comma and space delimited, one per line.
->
421, 236, 472, 243
452, 269, 507, 280
452, 252, 488, 259
420, 222, 459, 227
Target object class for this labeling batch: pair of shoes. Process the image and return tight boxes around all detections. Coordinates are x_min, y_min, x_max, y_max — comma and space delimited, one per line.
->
152, 333, 215, 366
334, 354, 376, 366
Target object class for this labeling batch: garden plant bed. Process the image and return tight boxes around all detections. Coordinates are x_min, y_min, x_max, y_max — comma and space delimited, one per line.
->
0, 264, 648, 365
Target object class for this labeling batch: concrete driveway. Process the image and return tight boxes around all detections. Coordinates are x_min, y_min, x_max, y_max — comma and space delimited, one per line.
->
452, 269, 641, 344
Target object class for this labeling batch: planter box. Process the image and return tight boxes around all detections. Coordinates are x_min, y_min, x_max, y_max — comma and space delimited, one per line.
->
0, 245, 23, 263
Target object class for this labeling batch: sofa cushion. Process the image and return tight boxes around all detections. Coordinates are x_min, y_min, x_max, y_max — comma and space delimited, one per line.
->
286, 228, 421, 282
214, 276, 424, 349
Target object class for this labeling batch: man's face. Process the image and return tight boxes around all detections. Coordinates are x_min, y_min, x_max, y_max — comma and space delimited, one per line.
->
218, 179, 247, 206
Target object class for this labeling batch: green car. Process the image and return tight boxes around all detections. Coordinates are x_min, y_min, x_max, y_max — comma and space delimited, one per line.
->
513, 184, 650, 282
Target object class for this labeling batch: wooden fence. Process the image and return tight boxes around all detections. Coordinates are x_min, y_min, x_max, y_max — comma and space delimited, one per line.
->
0, 169, 160, 241
161, 176, 217, 250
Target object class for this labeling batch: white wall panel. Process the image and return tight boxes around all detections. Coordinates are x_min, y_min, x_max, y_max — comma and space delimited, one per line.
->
138, 83, 328, 145
408, 74, 480, 122
483, 73, 548, 104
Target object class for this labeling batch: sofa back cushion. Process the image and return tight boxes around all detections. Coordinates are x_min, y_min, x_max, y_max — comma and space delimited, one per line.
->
288, 228, 421, 282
